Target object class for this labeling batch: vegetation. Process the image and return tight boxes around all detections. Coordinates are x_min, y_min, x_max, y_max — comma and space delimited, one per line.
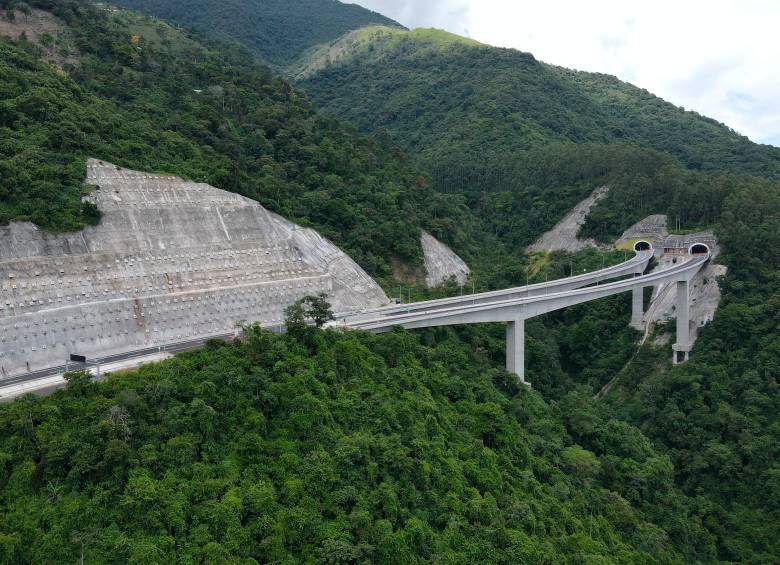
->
2, 0, 780, 562
0, 0, 466, 277
431, 164, 780, 560
593, 165, 780, 562
0, 323, 718, 563
430, 142, 770, 251
300, 30, 780, 179
113, 0, 403, 69
284, 292, 335, 339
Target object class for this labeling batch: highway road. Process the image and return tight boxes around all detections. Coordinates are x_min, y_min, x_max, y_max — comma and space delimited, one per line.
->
343, 253, 707, 331
342, 250, 651, 322
0, 334, 234, 389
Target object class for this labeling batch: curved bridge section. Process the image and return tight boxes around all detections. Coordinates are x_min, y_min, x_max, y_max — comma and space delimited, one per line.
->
363, 250, 652, 319
341, 250, 709, 385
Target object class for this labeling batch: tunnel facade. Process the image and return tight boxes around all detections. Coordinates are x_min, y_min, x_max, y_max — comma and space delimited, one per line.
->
689, 243, 710, 255
633, 240, 652, 252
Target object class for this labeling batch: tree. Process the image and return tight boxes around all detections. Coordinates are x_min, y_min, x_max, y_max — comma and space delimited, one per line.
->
64, 369, 92, 395
284, 293, 335, 337
284, 301, 307, 338
307, 292, 335, 328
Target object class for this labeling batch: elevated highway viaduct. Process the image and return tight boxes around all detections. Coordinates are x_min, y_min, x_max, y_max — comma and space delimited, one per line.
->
339, 243, 710, 385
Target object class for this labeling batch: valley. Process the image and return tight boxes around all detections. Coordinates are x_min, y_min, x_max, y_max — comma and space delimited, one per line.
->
0, 0, 779, 562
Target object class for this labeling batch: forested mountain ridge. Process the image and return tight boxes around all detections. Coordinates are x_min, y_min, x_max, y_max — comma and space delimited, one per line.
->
299, 28, 780, 179
289, 25, 483, 80
113, 0, 404, 69
0, 0, 467, 279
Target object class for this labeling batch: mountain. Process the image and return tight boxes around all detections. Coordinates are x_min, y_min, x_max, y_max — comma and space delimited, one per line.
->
114, 0, 404, 69
2, 1, 780, 562
299, 26, 780, 179
0, 2, 463, 280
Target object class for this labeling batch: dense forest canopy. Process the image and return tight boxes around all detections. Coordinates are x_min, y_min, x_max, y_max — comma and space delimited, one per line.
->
0, 324, 718, 563
113, 0, 403, 69
299, 29, 780, 180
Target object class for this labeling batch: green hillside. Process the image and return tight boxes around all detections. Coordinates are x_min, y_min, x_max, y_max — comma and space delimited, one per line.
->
113, 0, 404, 69
0, 322, 718, 563
300, 28, 780, 179
2, 1, 780, 562
0, 1, 462, 278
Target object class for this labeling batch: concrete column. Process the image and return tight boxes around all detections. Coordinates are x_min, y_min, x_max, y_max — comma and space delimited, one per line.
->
673, 280, 692, 364
506, 318, 526, 385
630, 286, 644, 330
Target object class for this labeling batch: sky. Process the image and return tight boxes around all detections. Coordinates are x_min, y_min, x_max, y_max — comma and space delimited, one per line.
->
352, 0, 780, 147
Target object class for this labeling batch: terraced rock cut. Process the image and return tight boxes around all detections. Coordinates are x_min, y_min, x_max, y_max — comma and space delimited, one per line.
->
0, 160, 388, 377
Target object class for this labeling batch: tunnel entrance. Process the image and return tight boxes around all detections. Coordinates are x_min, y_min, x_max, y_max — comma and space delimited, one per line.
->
634, 240, 652, 252
689, 243, 710, 255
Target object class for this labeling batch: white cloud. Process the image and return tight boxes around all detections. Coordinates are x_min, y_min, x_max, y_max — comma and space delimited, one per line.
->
355, 0, 471, 34
352, 0, 780, 146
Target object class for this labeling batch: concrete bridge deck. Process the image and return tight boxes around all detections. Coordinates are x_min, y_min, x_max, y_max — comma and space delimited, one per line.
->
347, 250, 651, 320
339, 250, 709, 384
1, 244, 708, 396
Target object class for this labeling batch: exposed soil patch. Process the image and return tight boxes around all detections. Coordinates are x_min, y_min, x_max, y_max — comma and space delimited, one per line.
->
391, 256, 426, 286
0, 8, 78, 67
526, 186, 609, 253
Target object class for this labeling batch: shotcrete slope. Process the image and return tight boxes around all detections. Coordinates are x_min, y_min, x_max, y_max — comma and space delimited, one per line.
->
421, 231, 470, 287
0, 159, 387, 377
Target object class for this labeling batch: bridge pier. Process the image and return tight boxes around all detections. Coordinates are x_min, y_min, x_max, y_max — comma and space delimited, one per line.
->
673, 280, 692, 364
506, 318, 527, 385
630, 287, 644, 330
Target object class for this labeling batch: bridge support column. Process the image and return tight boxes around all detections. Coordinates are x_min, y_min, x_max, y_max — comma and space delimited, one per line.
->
506, 318, 527, 385
630, 287, 644, 330
673, 280, 692, 364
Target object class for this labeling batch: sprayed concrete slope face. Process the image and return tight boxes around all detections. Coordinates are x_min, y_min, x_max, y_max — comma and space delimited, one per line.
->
421, 231, 470, 287
0, 159, 388, 377
526, 186, 610, 253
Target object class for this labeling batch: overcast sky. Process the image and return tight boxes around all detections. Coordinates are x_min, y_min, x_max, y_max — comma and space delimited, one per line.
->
352, 0, 780, 147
